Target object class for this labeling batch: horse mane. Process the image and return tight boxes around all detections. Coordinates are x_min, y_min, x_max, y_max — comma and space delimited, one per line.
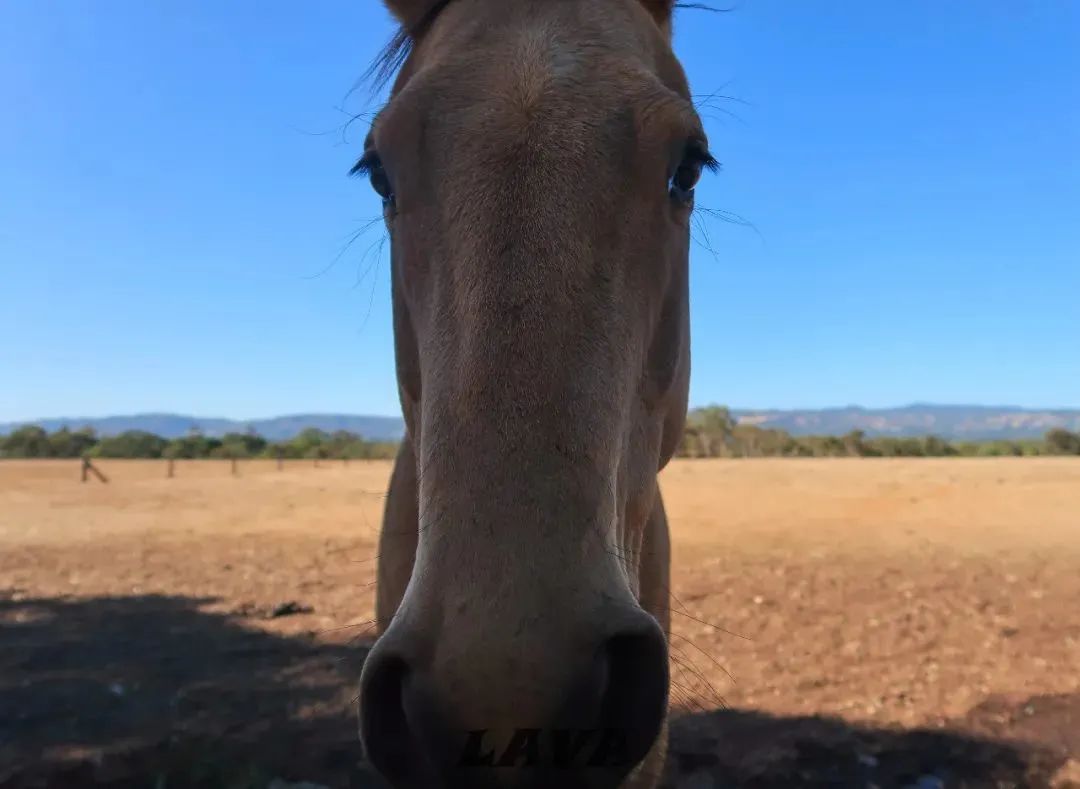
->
364, 1, 724, 93
364, 0, 457, 92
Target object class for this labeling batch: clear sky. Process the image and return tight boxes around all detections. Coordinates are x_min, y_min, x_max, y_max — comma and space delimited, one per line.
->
1, 1, 1077, 421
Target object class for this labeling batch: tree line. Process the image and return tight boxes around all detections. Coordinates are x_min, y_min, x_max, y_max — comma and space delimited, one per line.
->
676, 406, 1080, 458
0, 425, 399, 461
4, 410, 1080, 461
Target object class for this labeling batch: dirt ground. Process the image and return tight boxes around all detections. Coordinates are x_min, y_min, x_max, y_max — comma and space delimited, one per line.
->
1, 458, 1078, 788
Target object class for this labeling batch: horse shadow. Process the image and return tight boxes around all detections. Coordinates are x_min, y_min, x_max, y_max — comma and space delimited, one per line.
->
0, 590, 1069, 788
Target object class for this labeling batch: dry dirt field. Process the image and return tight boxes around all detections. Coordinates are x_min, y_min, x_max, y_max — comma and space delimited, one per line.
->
2, 458, 1079, 788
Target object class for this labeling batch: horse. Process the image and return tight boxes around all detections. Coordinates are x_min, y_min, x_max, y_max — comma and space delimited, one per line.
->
356, 1, 714, 786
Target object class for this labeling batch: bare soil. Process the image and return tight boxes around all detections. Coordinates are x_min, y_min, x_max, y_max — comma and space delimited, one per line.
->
2, 458, 1078, 788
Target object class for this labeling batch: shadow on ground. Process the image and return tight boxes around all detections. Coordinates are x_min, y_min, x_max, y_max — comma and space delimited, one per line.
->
0, 591, 374, 788
1, 590, 1072, 788
663, 704, 1071, 788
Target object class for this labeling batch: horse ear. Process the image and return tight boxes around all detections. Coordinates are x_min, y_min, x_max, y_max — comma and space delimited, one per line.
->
638, 0, 677, 35
383, 0, 442, 33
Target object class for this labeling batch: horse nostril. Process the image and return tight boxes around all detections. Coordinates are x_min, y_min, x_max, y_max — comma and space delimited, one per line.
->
359, 651, 421, 785
598, 624, 670, 771
359, 623, 668, 787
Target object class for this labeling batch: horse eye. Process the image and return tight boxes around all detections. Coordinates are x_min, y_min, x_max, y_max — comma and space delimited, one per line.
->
670, 161, 702, 202
350, 150, 395, 208
669, 141, 718, 206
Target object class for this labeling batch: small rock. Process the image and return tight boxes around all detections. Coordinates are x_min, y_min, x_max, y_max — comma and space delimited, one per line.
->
857, 753, 879, 768
269, 601, 313, 618
109, 683, 125, 697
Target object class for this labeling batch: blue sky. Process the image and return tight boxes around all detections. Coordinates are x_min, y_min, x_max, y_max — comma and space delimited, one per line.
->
1, 1, 1077, 421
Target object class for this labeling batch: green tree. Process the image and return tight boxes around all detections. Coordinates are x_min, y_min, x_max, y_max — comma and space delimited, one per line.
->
47, 427, 99, 458
91, 431, 168, 459
282, 428, 330, 459
166, 430, 223, 459
920, 435, 957, 457
1045, 428, 1080, 455
679, 406, 744, 457
842, 430, 871, 457
1, 425, 51, 458
218, 431, 268, 458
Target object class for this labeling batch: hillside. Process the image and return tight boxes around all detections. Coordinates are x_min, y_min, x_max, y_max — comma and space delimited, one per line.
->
731, 404, 1080, 439
0, 413, 406, 442
3, 405, 1080, 441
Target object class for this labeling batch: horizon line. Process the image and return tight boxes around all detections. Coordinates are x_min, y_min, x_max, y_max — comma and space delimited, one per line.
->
4, 401, 1080, 425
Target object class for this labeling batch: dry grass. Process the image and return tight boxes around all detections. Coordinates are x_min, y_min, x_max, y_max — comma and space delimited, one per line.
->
2, 458, 1079, 786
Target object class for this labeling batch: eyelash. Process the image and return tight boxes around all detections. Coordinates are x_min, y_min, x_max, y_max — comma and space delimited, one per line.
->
349, 151, 376, 177
670, 141, 719, 204
687, 143, 721, 174
350, 150, 395, 208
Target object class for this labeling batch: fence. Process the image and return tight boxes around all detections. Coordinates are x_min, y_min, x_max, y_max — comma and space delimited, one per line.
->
80, 457, 109, 484
76, 454, 363, 481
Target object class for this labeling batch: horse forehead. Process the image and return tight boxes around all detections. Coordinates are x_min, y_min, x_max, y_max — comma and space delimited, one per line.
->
409, 0, 659, 104
413, 38, 666, 155
454, 24, 624, 115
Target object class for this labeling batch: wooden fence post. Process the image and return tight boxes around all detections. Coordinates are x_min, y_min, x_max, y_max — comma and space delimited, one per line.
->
81, 457, 108, 484
231, 456, 238, 477
167, 458, 175, 478
276, 450, 283, 471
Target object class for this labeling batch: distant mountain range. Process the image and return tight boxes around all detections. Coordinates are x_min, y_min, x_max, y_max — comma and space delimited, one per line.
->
0, 413, 406, 442
2, 405, 1078, 441
730, 404, 1080, 440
